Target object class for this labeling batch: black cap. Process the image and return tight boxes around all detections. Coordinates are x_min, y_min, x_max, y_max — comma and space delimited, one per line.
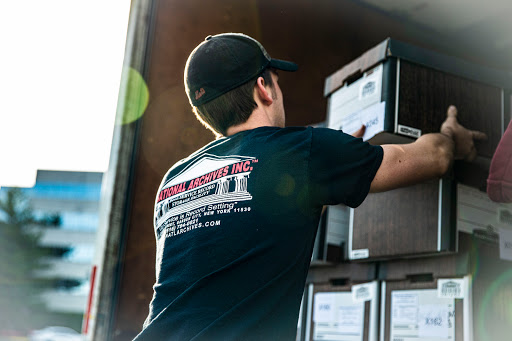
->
184, 33, 298, 106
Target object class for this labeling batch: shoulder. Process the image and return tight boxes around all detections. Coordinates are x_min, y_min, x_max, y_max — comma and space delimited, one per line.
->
248, 126, 312, 139
248, 126, 353, 146
309, 127, 383, 156
234, 126, 314, 152
310, 126, 366, 142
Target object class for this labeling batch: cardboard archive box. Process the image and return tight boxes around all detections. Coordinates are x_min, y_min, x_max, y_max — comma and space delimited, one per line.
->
456, 183, 512, 243
348, 178, 456, 261
313, 180, 457, 262
324, 38, 510, 157
301, 262, 380, 341
378, 251, 472, 341
378, 232, 512, 341
323, 38, 512, 261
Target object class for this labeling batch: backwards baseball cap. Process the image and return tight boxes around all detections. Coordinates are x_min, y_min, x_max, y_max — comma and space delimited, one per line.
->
184, 33, 298, 106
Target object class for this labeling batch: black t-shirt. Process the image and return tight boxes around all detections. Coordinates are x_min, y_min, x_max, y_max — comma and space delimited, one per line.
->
134, 126, 383, 341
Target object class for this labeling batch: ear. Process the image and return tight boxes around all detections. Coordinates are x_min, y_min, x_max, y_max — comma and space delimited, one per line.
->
255, 76, 274, 105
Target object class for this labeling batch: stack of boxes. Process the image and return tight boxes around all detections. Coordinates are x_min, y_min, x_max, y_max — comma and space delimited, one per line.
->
302, 38, 512, 341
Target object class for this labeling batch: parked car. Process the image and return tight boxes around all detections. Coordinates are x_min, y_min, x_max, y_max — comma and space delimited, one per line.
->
29, 326, 83, 341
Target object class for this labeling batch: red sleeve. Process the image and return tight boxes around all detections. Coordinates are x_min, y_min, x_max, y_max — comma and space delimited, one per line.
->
487, 119, 512, 202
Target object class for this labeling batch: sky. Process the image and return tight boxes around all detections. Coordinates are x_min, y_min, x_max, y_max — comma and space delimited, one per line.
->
0, 1, 131, 188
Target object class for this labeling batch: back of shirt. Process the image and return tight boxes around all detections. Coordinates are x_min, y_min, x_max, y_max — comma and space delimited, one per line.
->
135, 126, 382, 340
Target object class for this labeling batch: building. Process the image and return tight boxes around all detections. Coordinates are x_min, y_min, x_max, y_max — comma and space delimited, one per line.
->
0, 170, 103, 331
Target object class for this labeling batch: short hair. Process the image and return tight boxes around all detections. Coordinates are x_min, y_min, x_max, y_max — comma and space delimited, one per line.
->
192, 68, 274, 137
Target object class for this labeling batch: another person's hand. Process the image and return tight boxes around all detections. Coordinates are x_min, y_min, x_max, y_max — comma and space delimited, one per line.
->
440, 105, 487, 161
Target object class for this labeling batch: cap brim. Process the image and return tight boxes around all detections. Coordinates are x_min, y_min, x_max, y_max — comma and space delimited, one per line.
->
269, 58, 298, 72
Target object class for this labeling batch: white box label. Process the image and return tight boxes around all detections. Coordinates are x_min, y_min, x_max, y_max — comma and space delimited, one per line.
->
497, 207, 512, 261
397, 124, 422, 138
390, 289, 455, 341
418, 304, 453, 338
341, 101, 386, 141
327, 64, 383, 132
350, 249, 369, 259
391, 292, 418, 325
499, 227, 512, 261
313, 293, 337, 323
313, 292, 365, 341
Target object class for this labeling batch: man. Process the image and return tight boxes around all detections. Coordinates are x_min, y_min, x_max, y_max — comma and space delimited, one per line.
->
134, 33, 485, 340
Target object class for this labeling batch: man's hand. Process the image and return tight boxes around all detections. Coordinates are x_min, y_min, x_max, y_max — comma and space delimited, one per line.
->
370, 105, 487, 193
351, 125, 366, 138
440, 105, 487, 161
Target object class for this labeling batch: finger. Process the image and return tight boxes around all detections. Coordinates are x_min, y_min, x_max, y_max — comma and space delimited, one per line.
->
465, 146, 478, 162
471, 130, 487, 141
351, 125, 366, 138
440, 125, 454, 138
447, 105, 458, 118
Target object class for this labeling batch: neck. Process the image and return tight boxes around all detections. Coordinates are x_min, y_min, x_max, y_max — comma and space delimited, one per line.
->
225, 107, 276, 136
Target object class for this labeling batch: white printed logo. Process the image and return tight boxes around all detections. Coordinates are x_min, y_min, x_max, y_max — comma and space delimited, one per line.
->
154, 154, 257, 238
437, 279, 465, 299
360, 81, 376, 98
352, 282, 375, 302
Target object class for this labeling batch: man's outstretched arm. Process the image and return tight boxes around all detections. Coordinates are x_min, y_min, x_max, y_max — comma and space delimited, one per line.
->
370, 106, 487, 193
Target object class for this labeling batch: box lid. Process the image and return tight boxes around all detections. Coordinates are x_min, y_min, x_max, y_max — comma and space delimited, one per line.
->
324, 38, 512, 97
307, 262, 377, 284
377, 252, 470, 281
